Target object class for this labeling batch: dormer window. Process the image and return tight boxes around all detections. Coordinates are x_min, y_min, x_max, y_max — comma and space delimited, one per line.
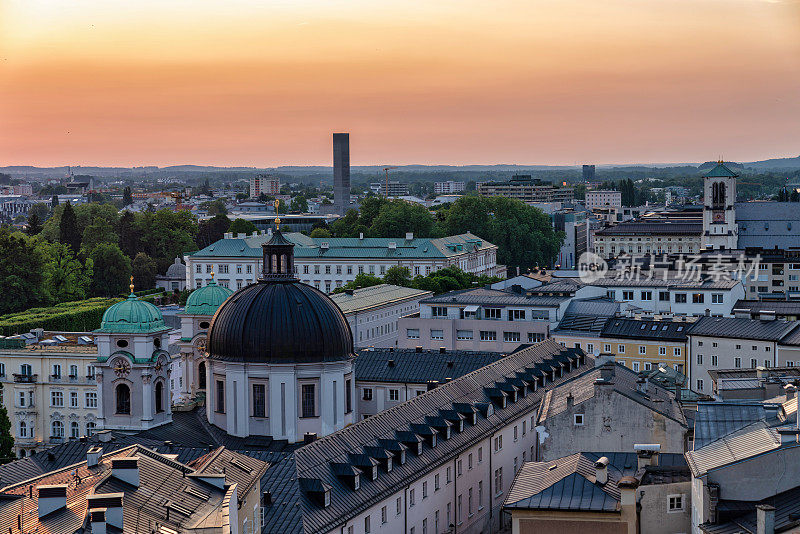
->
417, 442, 423, 455
445, 427, 451, 439
472, 412, 477, 425
386, 458, 393, 472
400, 450, 406, 465
372, 466, 378, 481
324, 490, 331, 507
354, 474, 361, 491
458, 420, 464, 432
431, 435, 437, 448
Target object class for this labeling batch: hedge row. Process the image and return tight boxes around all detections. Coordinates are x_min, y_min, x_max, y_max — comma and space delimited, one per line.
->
0, 298, 122, 337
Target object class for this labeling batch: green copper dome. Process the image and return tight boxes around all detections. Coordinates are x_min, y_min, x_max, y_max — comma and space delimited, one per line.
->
96, 293, 168, 334
184, 278, 233, 316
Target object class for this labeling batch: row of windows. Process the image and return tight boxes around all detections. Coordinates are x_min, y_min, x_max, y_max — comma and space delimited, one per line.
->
407, 329, 545, 343
609, 290, 723, 304
566, 342, 682, 358
18, 420, 97, 439
1, 364, 95, 379
214, 379, 354, 418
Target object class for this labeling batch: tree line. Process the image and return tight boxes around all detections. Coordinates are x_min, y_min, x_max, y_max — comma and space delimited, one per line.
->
318, 195, 564, 273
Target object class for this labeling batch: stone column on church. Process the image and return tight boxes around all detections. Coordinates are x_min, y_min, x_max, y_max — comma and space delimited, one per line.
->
95, 371, 105, 429
142, 373, 154, 424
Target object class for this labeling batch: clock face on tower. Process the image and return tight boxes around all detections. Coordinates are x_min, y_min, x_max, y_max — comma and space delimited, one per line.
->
713, 211, 725, 223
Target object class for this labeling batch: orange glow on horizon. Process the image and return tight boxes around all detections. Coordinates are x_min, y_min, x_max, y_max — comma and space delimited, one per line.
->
1, 0, 799, 167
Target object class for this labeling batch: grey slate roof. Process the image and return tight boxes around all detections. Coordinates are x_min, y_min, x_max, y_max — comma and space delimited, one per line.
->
691, 401, 783, 449
504, 453, 620, 512
329, 284, 432, 314
736, 202, 800, 250
421, 287, 568, 307
504, 451, 689, 512
538, 363, 687, 426
355, 347, 507, 384
601, 318, 690, 342
685, 420, 782, 477
292, 340, 589, 534
595, 221, 702, 236
700, 486, 800, 534
688, 316, 799, 341
733, 299, 800, 317
553, 298, 620, 336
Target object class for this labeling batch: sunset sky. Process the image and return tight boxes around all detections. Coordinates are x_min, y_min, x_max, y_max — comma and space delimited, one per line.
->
1, 0, 799, 167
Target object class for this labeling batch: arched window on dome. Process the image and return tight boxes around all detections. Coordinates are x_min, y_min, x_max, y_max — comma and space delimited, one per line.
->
198, 361, 206, 390
155, 381, 164, 413
116, 384, 131, 414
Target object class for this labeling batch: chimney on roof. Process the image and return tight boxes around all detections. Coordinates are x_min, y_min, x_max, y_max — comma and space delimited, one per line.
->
594, 353, 615, 368
345, 289, 354, 296
110, 457, 139, 487
440, 347, 447, 354
97, 430, 112, 443
786, 383, 797, 402
599, 362, 615, 382
406, 232, 414, 241
733, 308, 751, 319
416, 346, 423, 353
704, 308, 710, 317
87, 493, 123, 532
757, 504, 776, 534
757, 366, 768, 379
359, 232, 364, 240
760, 310, 776, 321
87, 446, 103, 468
90, 508, 107, 534
594, 457, 609, 485
304, 432, 317, 445
37, 484, 67, 518
565, 392, 574, 410
427, 380, 439, 391
387, 359, 395, 368
634, 444, 661, 470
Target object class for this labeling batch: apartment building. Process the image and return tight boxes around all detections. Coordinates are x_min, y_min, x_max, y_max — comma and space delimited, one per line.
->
329, 284, 433, 348
477, 175, 575, 204
370, 181, 409, 197
597, 277, 744, 316
593, 220, 702, 259
249, 173, 280, 198
552, 209, 588, 269
398, 289, 562, 352
187, 231, 504, 292
434, 180, 466, 194
0, 335, 99, 457
585, 189, 622, 210
686, 316, 800, 395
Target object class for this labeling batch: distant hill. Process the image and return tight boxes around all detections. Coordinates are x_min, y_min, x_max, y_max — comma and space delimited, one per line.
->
743, 155, 800, 170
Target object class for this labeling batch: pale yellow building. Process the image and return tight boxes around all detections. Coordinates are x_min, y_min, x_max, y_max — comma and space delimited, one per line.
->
0, 333, 100, 457
554, 316, 692, 375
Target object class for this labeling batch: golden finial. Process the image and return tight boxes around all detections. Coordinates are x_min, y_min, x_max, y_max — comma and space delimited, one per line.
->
210, 270, 215, 280
129, 275, 134, 294
274, 199, 281, 229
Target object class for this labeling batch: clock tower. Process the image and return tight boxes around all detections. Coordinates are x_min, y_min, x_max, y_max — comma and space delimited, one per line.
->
94, 279, 172, 432
702, 161, 738, 250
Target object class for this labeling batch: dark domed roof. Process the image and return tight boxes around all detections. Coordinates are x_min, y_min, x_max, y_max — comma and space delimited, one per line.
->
207, 280, 354, 364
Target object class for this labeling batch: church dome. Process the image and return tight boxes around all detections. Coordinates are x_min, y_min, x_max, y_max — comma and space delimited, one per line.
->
165, 257, 187, 278
184, 278, 233, 316
96, 290, 167, 334
207, 230, 353, 364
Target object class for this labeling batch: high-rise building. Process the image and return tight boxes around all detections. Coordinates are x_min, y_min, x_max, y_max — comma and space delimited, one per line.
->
582, 164, 596, 182
249, 174, 280, 198
434, 180, 466, 194
333, 132, 351, 215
